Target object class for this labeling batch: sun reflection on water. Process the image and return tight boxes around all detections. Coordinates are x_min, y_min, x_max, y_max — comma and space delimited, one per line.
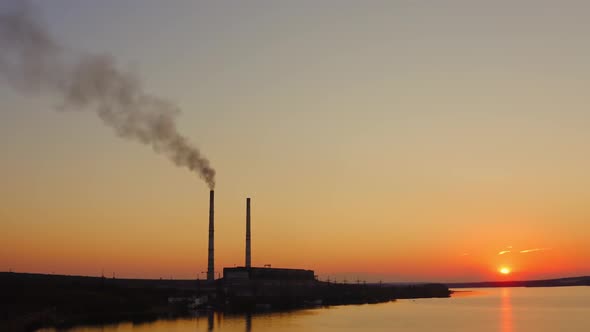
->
501, 288, 513, 332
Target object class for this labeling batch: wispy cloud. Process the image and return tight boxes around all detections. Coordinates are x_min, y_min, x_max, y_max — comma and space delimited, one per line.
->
520, 248, 551, 254
498, 250, 511, 255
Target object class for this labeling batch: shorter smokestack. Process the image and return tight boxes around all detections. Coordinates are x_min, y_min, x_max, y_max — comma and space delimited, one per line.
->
245, 197, 251, 268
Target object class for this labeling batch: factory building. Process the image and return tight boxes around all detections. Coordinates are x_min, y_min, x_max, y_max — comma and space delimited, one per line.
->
224, 267, 315, 283
223, 266, 316, 307
224, 196, 315, 284
206, 196, 316, 306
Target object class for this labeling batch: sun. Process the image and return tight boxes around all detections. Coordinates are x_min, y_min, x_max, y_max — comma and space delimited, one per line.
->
499, 267, 511, 275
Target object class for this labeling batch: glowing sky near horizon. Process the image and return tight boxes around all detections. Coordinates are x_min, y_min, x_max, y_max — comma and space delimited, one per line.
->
1, 0, 590, 282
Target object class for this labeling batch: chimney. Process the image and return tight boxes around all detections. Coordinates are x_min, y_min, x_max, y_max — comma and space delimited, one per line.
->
207, 190, 215, 281
245, 197, 251, 268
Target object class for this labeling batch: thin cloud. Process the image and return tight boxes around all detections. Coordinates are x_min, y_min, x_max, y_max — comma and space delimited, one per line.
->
498, 250, 511, 255
520, 248, 551, 254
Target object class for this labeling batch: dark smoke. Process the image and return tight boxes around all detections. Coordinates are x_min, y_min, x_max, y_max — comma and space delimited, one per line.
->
0, 1, 215, 189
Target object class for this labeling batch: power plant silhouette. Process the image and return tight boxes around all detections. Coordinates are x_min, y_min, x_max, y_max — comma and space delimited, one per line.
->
204, 190, 315, 285
200, 191, 450, 310
205, 190, 254, 282
0, 190, 450, 329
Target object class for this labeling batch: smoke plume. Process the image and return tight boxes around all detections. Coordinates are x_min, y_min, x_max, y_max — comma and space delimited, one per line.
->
0, 1, 216, 189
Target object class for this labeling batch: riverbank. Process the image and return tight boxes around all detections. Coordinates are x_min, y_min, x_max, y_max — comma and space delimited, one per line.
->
0, 272, 450, 331
446, 276, 590, 288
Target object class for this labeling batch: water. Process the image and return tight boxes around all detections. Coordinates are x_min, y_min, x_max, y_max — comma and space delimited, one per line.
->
41, 287, 590, 332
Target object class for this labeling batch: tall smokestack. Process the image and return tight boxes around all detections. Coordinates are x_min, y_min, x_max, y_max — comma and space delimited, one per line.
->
245, 197, 251, 268
207, 190, 215, 281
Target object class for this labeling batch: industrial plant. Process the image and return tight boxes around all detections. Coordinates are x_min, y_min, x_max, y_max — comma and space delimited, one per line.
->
200, 190, 449, 310
204, 190, 318, 307
0, 190, 451, 330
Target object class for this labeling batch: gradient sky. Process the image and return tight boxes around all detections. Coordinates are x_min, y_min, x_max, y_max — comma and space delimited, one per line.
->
1, 0, 590, 282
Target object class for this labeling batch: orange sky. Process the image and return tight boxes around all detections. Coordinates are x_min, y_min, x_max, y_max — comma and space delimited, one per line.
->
1, 0, 590, 282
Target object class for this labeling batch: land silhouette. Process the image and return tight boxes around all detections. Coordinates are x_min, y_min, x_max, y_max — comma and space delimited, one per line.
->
0, 271, 450, 331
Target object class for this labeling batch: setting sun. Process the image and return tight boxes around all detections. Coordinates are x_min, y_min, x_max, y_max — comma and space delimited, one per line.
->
499, 267, 511, 275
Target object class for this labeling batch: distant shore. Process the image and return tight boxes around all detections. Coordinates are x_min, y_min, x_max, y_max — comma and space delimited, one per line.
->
446, 275, 590, 289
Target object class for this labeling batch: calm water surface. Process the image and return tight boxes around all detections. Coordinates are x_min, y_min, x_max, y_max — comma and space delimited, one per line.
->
42, 287, 590, 332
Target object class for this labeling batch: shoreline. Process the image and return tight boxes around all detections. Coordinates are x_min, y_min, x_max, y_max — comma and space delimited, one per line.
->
0, 272, 450, 331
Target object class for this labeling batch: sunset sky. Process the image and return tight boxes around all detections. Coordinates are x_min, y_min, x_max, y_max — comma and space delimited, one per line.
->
1, 0, 589, 282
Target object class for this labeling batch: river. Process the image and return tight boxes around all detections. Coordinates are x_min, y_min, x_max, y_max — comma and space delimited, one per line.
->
39, 286, 590, 331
